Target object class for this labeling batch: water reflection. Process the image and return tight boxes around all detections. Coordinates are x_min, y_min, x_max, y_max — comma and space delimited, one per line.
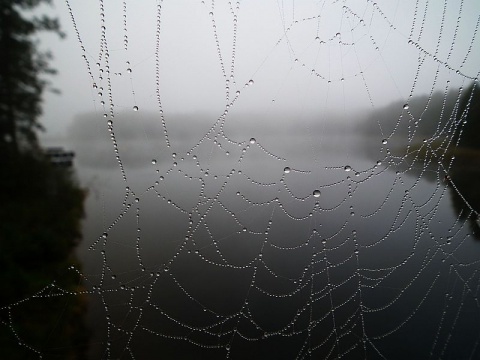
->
71, 111, 480, 359
448, 155, 480, 239
357, 83, 480, 241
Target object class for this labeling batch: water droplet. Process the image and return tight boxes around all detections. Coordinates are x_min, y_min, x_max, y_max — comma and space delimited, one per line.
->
152, 159, 157, 164
127, 68, 132, 73
376, 160, 382, 166
313, 190, 321, 197
284, 167, 291, 174
248, 79, 254, 85
133, 106, 139, 111
403, 103, 409, 110
344, 165, 352, 172
382, 139, 388, 145
249, 138, 256, 144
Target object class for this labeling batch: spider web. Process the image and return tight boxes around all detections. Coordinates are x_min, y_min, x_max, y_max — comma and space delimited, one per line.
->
5, 0, 480, 359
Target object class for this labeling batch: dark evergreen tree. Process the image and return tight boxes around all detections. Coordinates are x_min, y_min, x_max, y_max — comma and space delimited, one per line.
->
0, 3, 90, 357
0, 0, 63, 155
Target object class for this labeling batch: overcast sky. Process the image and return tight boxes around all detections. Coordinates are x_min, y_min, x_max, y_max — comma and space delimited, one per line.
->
35, 0, 480, 140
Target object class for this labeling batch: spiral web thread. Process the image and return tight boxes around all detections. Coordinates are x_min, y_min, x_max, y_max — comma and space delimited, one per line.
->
4, 0, 480, 359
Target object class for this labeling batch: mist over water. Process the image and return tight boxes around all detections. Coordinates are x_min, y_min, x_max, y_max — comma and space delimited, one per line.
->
26, 0, 480, 358
67, 109, 480, 359
66, 110, 370, 169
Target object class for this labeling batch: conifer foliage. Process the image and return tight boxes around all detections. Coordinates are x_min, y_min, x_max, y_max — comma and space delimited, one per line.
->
0, 0, 63, 153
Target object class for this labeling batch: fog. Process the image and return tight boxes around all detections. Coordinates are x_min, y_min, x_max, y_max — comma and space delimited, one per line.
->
67, 110, 360, 169
37, 0, 480, 143
20, 1, 480, 358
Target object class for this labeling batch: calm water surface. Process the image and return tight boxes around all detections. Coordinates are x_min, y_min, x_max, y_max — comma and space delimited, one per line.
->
74, 130, 480, 359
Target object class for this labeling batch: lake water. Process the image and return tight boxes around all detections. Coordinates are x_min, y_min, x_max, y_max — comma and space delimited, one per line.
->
73, 126, 480, 359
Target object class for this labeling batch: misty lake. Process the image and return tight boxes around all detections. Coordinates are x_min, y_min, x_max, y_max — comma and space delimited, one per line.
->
70, 119, 480, 360
5, 0, 479, 357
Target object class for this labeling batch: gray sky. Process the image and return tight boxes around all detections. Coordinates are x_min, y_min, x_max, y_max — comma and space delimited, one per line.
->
36, 0, 480, 139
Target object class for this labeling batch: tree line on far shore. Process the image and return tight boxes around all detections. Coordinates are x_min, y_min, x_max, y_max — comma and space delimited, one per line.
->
357, 82, 479, 151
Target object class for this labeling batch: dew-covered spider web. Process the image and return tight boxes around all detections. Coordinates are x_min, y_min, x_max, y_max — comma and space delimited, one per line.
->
5, 0, 480, 359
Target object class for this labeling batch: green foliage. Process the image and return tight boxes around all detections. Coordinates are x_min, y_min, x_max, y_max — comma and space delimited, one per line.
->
358, 81, 479, 151
457, 82, 480, 150
449, 165, 480, 235
358, 82, 480, 238
0, 1, 90, 358
0, 0, 63, 153
0, 152, 90, 359
358, 89, 460, 142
